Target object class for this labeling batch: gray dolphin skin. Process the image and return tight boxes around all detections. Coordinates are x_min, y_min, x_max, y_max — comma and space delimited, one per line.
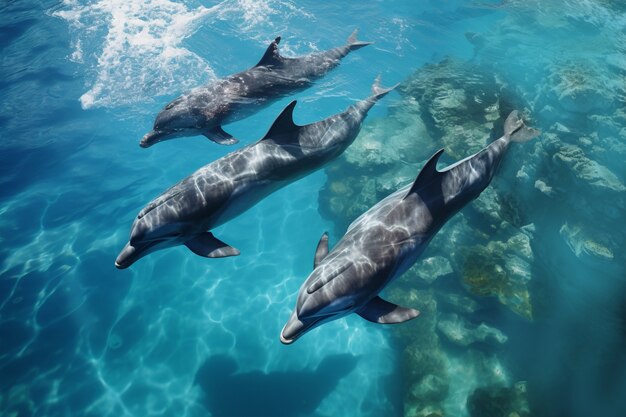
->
280, 111, 540, 344
116, 78, 395, 269
140, 30, 372, 148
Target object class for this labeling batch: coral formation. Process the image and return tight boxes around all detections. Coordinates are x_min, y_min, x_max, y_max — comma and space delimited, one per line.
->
386, 288, 449, 417
319, 56, 542, 415
437, 313, 508, 347
560, 223, 614, 261
546, 60, 616, 114
320, 57, 538, 319
319, 5, 626, 410
552, 143, 626, 193
467, 383, 530, 417
460, 232, 534, 320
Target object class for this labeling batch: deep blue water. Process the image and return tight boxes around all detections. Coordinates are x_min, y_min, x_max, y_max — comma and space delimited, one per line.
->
1, 1, 625, 416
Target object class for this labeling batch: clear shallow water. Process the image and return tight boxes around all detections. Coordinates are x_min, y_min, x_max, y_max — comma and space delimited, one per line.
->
1, 1, 625, 417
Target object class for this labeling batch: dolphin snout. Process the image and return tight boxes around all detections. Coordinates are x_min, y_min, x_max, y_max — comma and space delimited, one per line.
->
140, 130, 161, 148
280, 332, 295, 345
280, 313, 304, 345
280, 311, 324, 345
140, 128, 185, 147
115, 242, 137, 269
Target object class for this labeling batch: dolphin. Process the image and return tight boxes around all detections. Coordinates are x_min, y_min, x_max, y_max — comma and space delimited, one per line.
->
116, 77, 395, 269
140, 30, 372, 148
280, 111, 540, 344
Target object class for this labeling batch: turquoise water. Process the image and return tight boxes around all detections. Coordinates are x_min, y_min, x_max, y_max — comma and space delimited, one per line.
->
1, 1, 625, 416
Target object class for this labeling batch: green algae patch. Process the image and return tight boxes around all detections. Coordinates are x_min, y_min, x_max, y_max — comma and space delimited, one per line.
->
461, 246, 533, 320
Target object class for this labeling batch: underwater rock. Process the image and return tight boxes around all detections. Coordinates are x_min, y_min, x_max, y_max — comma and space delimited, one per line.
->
560, 222, 614, 261
588, 113, 625, 137
538, 127, 625, 248
546, 60, 616, 114
318, 56, 541, 416
413, 256, 454, 285
470, 186, 503, 225
442, 350, 516, 417
408, 374, 449, 407
437, 313, 508, 347
466, 382, 530, 417
386, 289, 450, 417
389, 289, 518, 416
552, 143, 626, 193
343, 99, 430, 169
405, 405, 444, 417
435, 291, 479, 315
535, 127, 626, 260
534, 179, 555, 196
460, 231, 534, 320
588, 116, 626, 157
398, 58, 515, 160
319, 56, 532, 239
319, 99, 435, 235
520, 223, 536, 238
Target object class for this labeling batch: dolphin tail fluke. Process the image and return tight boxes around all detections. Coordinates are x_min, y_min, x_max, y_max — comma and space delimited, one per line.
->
504, 110, 541, 143
354, 76, 397, 114
185, 232, 240, 258
370, 75, 399, 101
347, 29, 373, 50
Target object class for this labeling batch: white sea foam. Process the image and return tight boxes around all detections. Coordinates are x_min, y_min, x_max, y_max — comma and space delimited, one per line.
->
53, 0, 313, 109
53, 0, 219, 109
212, 0, 316, 56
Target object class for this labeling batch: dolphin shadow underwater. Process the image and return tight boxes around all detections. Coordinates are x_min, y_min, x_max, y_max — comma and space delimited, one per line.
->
116, 77, 395, 269
194, 354, 359, 417
281, 110, 540, 344
140, 30, 371, 148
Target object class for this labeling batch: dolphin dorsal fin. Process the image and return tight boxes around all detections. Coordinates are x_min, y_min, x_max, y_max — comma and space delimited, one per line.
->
255, 36, 283, 67
261, 100, 302, 142
403, 148, 445, 200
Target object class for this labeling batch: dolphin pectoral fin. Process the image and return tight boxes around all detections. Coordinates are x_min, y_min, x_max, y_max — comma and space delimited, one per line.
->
356, 296, 420, 324
184, 233, 240, 258
203, 127, 239, 145
313, 232, 329, 269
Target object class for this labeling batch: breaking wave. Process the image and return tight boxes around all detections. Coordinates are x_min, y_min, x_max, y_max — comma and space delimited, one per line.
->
52, 0, 313, 109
